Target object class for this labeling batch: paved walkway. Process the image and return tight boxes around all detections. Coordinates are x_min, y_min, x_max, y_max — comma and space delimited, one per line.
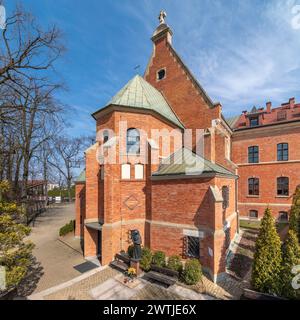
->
22, 204, 248, 300
18, 203, 86, 297
29, 266, 212, 300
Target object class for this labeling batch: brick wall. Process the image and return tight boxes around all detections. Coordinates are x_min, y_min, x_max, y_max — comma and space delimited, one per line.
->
75, 182, 85, 238
145, 37, 221, 134
232, 124, 300, 219
151, 176, 237, 279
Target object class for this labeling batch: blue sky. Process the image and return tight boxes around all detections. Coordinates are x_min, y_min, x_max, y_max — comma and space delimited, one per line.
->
5, 0, 300, 137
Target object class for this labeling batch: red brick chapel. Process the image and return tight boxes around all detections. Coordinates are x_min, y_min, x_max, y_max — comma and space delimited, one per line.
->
75, 13, 250, 283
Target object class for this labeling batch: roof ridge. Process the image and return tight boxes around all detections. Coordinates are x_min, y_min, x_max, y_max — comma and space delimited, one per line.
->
167, 44, 215, 108
138, 76, 154, 108
93, 75, 184, 129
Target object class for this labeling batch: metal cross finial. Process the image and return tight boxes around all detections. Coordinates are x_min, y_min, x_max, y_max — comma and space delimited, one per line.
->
158, 10, 167, 24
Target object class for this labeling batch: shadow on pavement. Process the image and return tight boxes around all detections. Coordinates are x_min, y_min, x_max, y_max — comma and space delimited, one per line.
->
16, 256, 44, 298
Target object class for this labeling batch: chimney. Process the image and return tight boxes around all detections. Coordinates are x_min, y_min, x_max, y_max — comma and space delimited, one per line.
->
151, 10, 173, 45
266, 101, 272, 113
289, 97, 295, 109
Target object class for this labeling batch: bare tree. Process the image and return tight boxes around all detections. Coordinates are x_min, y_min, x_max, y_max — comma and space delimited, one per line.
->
0, 5, 64, 90
48, 136, 88, 202
0, 4, 65, 201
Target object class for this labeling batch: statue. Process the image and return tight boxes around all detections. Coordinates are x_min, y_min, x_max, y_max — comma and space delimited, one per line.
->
131, 230, 142, 261
158, 10, 167, 25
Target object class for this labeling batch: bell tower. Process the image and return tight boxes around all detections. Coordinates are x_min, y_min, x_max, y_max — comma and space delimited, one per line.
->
151, 10, 173, 45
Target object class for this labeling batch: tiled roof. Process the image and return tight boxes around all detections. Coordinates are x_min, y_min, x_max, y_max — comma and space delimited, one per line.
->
94, 75, 184, 129
152, 147, 236, 178
76, 169, 86, 183
227, 99, 300, 130
225, 115, 241, 129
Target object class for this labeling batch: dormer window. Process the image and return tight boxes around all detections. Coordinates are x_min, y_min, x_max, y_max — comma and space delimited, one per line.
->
157, 68, 166, 80
277, 110, 287, 121
250, 116, 259, 127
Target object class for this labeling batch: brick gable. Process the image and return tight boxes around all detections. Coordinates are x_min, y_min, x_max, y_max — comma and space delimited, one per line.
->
145, 36, 221, 132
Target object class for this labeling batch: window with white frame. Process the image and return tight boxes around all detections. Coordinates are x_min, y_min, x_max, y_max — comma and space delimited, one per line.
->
121, 164, 131, 180
277, 177, 289, 196
157, 68, 166, 80
134, 164, 144, 180
249, 210, 258, 219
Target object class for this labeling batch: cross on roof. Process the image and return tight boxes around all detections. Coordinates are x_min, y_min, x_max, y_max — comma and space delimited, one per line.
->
158, 10, 167, 24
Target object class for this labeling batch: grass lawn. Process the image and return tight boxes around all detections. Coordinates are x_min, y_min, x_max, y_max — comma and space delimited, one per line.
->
239, 220, 289, 239
240, 220, 261, 230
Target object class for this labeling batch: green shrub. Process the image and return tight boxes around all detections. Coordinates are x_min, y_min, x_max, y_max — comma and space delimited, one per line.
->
183, 259, 202, 285
280, 230, 300, 299
251, 208, 282, 295
140, 247, 153, 271
127, 245, 134, 258
59, 220, 75, 237
152, 251, 166, 267
167, 255, 183, 273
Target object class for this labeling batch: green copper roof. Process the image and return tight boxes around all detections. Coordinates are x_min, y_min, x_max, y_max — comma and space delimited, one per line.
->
98, 75, 184, 129
152, 148, 236, 178
76, 169, 86, 183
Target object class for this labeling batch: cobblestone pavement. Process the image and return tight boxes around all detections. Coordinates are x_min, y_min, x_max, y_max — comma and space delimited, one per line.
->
44, 267, 119, 300
34, 265, 243, 300
42, 267, 186, 300
25, 209, 250, 300
131, 283, 184, 300
200, 275, 249, 300
20, 203, 86, 296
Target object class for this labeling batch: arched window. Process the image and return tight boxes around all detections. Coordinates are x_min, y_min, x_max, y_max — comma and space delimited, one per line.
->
277, 143, 288, 161
249, 210, 258, 219
134, 164, 144, 180
121, 164, 131, 180
103, 130, 109, 144
277, 177, 289, 196
248, 178, 259, 196
127, 128, 140, 155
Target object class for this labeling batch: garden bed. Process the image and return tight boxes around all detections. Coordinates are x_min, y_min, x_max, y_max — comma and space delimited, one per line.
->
227, 229, 258, 279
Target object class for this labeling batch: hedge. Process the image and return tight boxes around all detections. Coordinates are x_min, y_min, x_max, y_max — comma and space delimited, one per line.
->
152, 251, 166, 267
59, 220, 75, 237
182, 259, 202, 285
140, 247, 153, 271
167, 255, 183, 273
